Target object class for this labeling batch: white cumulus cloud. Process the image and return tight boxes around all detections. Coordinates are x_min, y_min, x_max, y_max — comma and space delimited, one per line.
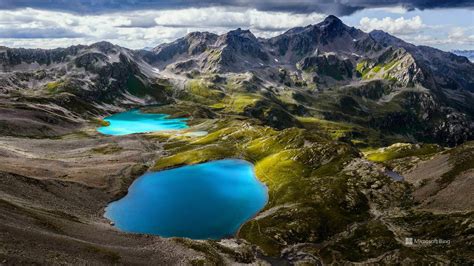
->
0, 7, 326, 49
359, 16, 425, 35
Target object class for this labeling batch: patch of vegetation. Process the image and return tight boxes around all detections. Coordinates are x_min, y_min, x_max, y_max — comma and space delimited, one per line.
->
209, 103, 226, 109
186, 79, 225, 103
345, 80, 391, 100
365, 143, 443, 163
297, 117, 355, 140
383, 59, 400, 70
141, 102, 216, 123
320, 220, 400, 263
189, 258, 207, 266
207, 49, 223, 64
45, 81, 64, 94
296, 116, 384, 148
357, 59, 399, 80
154, 145, 235, 170
383, 72, 397, 82
398, 211, 472, 241
223, 93, 262, 113
356, 61, 371, 77
91, 118, 110, 127
389, 211, 473, 263
91, 144, 123, 155
372, 65, 382, 73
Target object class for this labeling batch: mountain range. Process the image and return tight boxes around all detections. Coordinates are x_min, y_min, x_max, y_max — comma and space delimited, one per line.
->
1, 15, 473, 145
453, 50, 474, 62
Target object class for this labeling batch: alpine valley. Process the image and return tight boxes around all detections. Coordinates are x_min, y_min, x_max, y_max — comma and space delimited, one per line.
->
0, 15, 473, 264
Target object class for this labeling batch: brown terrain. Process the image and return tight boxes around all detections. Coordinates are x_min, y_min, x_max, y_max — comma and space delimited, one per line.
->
405, 153, 474, 212
0, 122, 263, 265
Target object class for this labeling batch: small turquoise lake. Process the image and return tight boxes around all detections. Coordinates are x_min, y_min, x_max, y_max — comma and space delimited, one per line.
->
105, 159, 268, 239
97, 109, 188, 135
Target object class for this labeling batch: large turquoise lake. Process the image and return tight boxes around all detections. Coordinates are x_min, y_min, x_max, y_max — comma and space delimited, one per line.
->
97, 109, 188, 135
105, 159, 268, 239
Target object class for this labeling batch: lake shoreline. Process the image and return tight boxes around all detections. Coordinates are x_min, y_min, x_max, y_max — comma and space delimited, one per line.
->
104, 159, 269, 240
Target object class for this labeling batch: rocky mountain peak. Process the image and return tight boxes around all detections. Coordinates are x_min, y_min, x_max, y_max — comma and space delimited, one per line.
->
320, 15, 343, 26
316, 15, 351, 32
184, 31, 218, 55
90, 41, 116, 50
215, 27, 268, 66
184, 31, 218, 43
233, 28, 254, 37
267, 15, 365, 61
218, 28, 258, 45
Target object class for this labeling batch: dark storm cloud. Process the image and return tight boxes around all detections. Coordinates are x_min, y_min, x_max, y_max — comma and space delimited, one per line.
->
0, 0, 473, 15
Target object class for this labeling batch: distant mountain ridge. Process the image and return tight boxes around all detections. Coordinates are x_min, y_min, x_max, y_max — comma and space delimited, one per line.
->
452, 50, 474, 62
142, 15, 473, 92
1, 16, 472, 92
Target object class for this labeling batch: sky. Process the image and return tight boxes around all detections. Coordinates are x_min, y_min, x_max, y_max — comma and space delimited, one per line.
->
0, 0, 472, 51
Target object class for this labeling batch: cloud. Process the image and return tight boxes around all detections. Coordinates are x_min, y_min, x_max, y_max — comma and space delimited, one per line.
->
447, 27, 474, 45
0, 7, 325, 48
0, 8, 150, 48
0, 0, 473, 16
0, 28, 83, 38
152, 8, 325, 32
0, 6, 470, 51
118, 17, 158, 28
0, 9, 84, 39
401, 27, 474, 50
359, 16, 425, 35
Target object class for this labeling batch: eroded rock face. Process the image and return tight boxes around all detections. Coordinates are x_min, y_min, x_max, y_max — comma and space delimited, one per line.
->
268, 15, 369, 61
433, 112, 473, 145
299, 53, 354, 82
370, 30, 474, 92
147, 32, 219, 65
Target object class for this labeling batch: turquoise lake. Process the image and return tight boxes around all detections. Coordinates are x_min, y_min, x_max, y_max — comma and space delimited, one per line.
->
105, 159, 268, 239
97, 109, 188, 135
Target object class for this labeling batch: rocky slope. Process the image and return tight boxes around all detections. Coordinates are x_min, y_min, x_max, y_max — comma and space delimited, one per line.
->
0, 41, 175, 137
